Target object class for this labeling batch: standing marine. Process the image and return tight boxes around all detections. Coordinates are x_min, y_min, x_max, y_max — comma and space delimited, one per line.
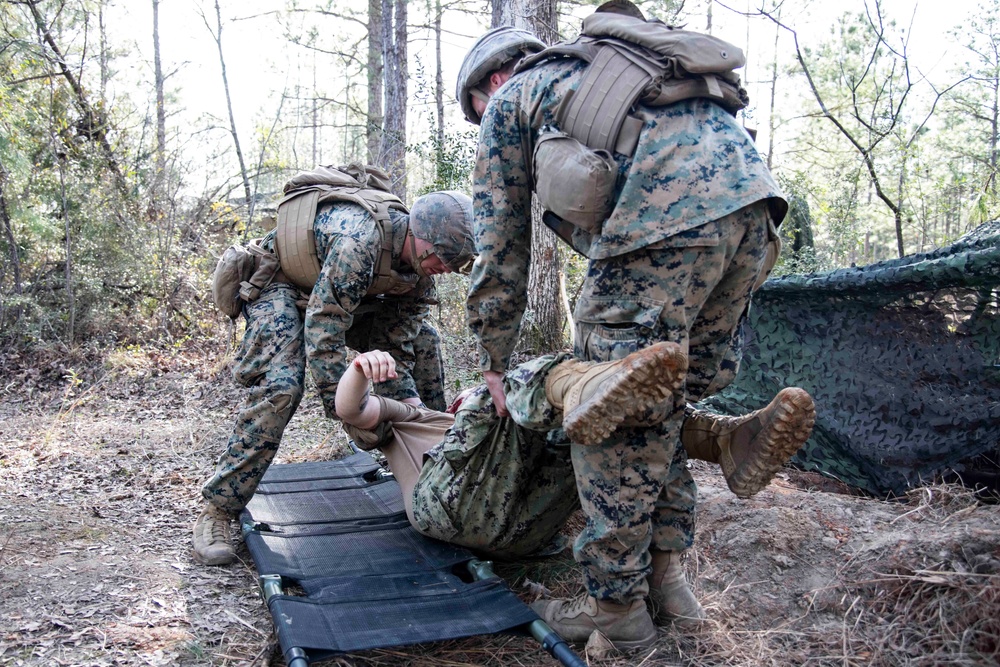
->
456, 1, 815, 649
194, 164, 476, 566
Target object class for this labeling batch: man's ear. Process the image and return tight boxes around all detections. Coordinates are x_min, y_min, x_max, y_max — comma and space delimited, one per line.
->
489, 70, 511, 92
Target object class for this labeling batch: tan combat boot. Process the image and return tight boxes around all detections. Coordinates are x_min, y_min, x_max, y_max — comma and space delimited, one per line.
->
682, 387, 816, 498
545, 342, 687, 446
193, 504, 236, 565
647, 550, 706, 627
531, 594, 657, 650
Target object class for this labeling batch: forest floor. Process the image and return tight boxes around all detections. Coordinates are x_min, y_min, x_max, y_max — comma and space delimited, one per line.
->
1, 340, 999, 667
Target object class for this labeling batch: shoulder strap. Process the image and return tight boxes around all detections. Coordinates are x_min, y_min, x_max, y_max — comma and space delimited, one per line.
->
367, 203, 397, 296
523, 16, 749, 158
514, 40, 601, 75
557, 42, 652, 155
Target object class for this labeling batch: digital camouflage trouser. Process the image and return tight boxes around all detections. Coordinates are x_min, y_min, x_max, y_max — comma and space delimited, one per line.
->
202, 282, 446, 512
410, 353, 581, 559
570, 201, 771, 603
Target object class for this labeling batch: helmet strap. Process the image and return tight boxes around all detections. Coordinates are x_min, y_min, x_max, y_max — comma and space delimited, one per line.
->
406, 227, 434, 278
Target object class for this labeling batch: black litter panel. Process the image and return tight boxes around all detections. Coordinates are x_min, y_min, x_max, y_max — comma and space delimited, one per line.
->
241, 455, 541, 660
267, 576, 537, 658
245, 475, 404, 526
255, 453, 381, 484
245, 520, 471, 584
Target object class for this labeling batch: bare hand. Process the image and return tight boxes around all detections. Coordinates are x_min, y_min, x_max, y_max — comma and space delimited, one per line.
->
352, 350, 397, 383
483, 370, 509, 417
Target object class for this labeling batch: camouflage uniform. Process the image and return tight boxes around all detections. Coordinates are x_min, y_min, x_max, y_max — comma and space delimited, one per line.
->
467, 59, 783, 601
202, 203, 445, 512
408, 353, 580, 558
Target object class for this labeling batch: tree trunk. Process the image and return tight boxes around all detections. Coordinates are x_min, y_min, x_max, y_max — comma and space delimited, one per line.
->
98, 1, 109, 102
153, 0, 166, 198
0, 159, 24, 331
214, 2, 251, 220
767, 17, 779, 171
434, 0, 444, 153
492, 0, 566, 356
366, 0, 384, 166
990, 74, 998, 200
55, 142, 75, 342
209, 0, 253, 226
381, 0, 407, 199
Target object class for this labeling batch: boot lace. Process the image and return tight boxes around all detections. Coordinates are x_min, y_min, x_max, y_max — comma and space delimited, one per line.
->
203, 509, 231, 543
562, 593, 594, 616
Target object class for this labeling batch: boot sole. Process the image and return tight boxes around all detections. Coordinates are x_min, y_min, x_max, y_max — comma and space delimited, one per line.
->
726, 387, 816, 498
193, 548, 236, 566
564, 342, 687, 446
605, 628, 658, 651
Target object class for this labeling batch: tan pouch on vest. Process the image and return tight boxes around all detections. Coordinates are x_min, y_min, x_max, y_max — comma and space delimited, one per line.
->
212, 238, 281, 319
533, 130, 618, 235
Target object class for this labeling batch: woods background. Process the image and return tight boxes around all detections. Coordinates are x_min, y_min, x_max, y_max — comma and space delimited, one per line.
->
1, 0, 997, 363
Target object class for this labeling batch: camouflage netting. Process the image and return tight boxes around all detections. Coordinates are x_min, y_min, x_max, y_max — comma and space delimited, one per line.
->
700, 220, 1000, 496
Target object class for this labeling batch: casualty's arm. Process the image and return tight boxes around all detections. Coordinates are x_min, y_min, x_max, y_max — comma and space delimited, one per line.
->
335, 350, 398, 429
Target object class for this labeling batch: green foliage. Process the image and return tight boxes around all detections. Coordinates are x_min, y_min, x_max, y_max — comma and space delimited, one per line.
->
773, 174, 827, 276
409, 128, 480, 195
778, 6, 962, 267
3, 0, 999, 365
429, 272, 480, 392
0, 1, 196, 349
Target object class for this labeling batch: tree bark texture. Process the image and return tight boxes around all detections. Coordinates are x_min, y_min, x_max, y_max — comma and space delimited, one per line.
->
366, 0, 384, 166
381, 0, 407, 199
492, 0, 566, 356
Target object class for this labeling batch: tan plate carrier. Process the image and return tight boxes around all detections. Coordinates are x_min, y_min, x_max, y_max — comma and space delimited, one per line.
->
516, 12, 748, 157
274, 178, 408, 295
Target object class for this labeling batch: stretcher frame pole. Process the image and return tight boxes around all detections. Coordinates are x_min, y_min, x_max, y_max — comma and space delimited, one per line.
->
466, 559, 587, 667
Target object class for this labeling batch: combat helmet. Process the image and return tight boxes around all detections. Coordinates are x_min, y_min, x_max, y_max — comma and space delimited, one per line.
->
456, 26, 545, 125
408, 191, 477, 276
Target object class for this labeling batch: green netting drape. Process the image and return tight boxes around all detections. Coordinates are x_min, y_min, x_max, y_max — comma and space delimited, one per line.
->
700, 221, 1000, 496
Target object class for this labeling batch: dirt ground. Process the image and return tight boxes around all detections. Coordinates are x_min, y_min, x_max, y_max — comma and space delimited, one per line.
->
1, 343, 998, 667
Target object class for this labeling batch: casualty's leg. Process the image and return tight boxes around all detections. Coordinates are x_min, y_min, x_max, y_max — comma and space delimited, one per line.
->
682, 388, 816, 498
346, 397, 454, 525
